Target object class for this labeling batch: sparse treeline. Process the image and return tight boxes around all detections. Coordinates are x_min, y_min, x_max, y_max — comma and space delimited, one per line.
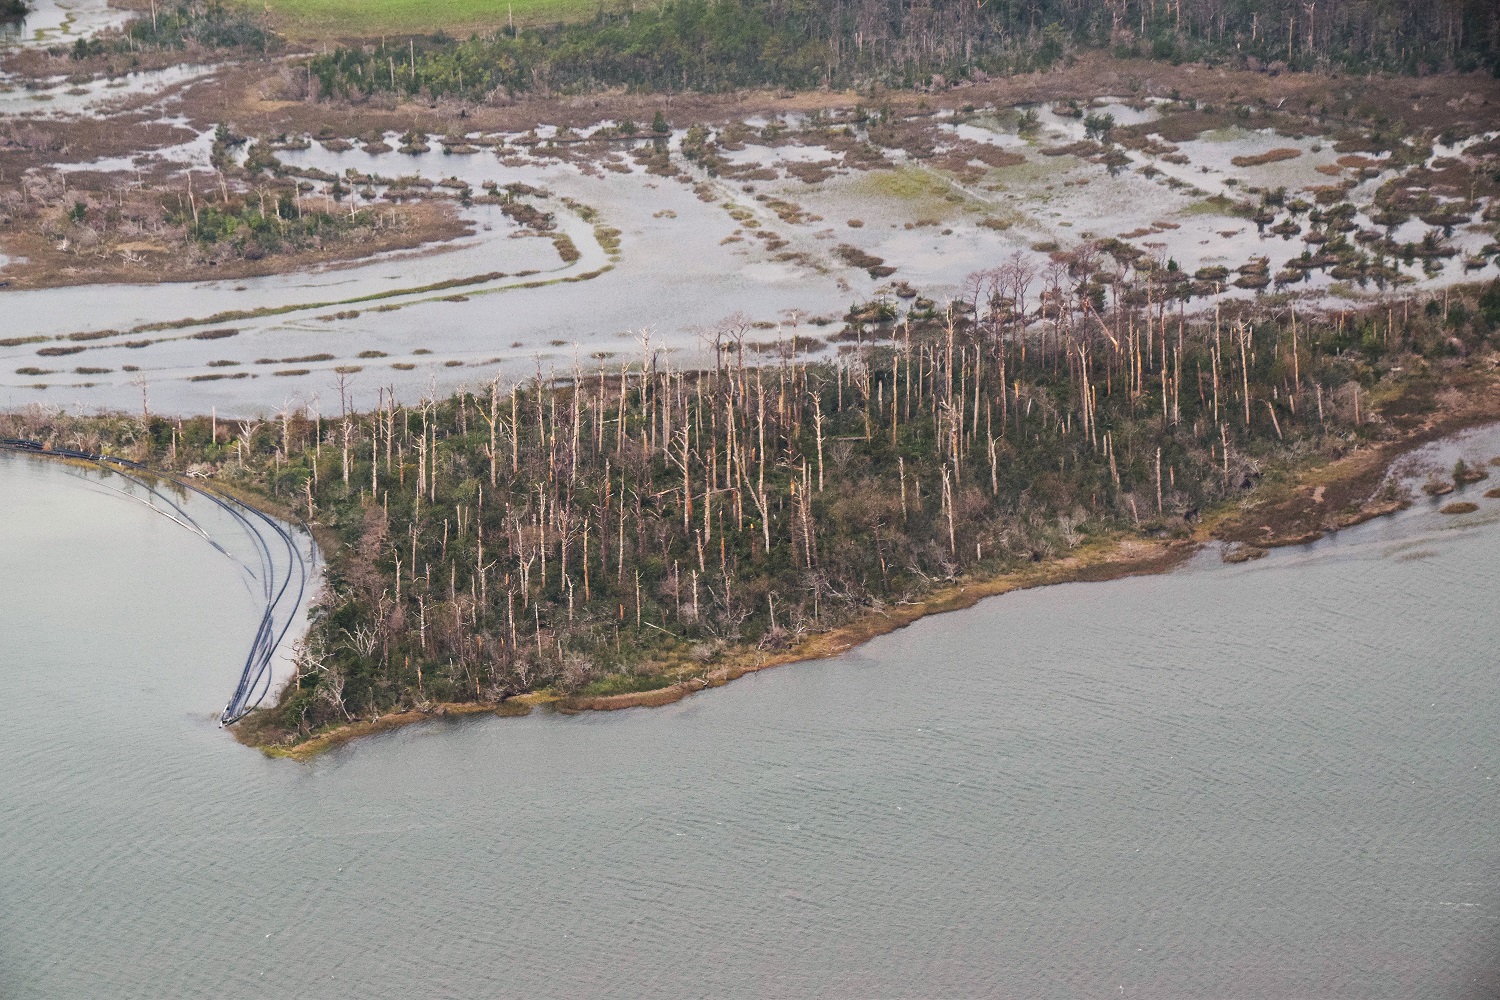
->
63, 0, 275, 59
162, 157, 385, 256
305, 0, 1500, 102
0, 126, 423, 280
7, 277, 1499, 744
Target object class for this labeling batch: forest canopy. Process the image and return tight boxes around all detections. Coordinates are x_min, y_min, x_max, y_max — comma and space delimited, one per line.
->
307, 0, 1500, 101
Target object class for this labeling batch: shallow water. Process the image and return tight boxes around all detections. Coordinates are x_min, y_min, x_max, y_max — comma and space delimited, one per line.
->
0, 63, 219, 117
1, 110, 1493, 417
0, 0, 126, 48
4, 425, 1500, 998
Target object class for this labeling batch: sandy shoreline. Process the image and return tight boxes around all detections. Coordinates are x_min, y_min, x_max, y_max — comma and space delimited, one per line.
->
254, 533, 1197, 760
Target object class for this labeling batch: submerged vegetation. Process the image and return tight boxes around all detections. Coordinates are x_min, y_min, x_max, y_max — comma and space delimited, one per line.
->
7, 276, 1500, 747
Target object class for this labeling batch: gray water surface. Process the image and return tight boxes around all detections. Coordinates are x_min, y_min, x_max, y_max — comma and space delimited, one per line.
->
3, 444, 1499, 999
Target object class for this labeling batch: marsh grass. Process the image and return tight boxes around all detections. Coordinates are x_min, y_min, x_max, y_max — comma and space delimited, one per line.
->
267, 0, 594, 36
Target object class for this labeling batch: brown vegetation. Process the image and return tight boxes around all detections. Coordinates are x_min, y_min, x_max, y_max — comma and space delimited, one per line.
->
0, 177, 466, 289
1230, 147, 1303, 168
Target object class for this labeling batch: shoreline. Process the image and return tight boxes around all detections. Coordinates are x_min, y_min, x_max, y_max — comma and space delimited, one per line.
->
253, 534, 1198, 760
250, 377, 1500, 761
1210, 369, 1500, 549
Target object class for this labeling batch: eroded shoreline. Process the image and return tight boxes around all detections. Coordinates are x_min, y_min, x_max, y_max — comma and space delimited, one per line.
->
250, 534, 1197, 760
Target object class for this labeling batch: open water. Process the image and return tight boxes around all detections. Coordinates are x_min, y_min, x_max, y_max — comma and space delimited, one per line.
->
3, 429, 1499, 999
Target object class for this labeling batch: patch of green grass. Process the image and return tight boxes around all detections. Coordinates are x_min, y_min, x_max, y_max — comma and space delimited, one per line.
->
861, 166, 946, 201
850, 167, 967, 223
266, 0, 594, 36
578, 672, 677, 698
1182, 194, 1252, 218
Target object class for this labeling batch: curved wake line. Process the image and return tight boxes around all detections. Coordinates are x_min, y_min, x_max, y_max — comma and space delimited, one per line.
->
1, 439, 311, 726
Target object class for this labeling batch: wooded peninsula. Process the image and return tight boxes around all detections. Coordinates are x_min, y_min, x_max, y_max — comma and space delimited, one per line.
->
6, 274, 1499, 751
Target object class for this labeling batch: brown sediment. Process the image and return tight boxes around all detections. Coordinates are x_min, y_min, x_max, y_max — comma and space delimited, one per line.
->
1440, 502, 1480, 514
1229, 147, 1303, 168
561, 682, 706, 712
1486, 488, 1500, 499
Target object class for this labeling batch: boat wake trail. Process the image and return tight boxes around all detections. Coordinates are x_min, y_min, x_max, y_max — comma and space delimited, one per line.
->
1, 439, 311, 726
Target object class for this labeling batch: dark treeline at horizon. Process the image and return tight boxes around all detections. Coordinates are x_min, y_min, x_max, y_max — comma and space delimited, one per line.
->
304, 0, 1500, 102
